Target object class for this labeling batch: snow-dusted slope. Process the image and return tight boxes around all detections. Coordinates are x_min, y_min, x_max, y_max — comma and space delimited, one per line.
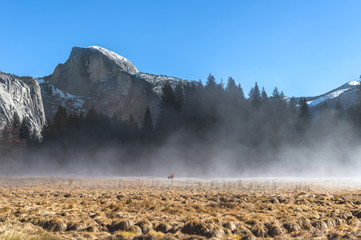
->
38, 79, 85, 120
87, 46, 139, 73
0, 73, 45, 136
305, 81, 360, 110
137, 73, 189, 95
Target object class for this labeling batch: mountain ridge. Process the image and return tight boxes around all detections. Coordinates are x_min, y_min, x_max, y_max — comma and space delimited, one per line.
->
302, 80, 360, 112
0, 46, 359, 132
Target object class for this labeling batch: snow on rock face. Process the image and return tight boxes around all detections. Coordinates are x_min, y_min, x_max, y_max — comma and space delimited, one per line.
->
87, 46, 138, 73
38, 79, 85, 120
0, 73, 45, 136
49, 46, 139, 96
137, 73, 189, 95
44, 45, 160, 125
45, 46, 193, 126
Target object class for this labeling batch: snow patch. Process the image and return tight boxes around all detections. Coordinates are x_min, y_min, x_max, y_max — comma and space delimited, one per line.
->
307, 88, 349, 106
307, 97, 326, 106
327, 89, 348, 98
87, 46, 139, 73
52, 86, 85, 108
137, 73, 192, 95
348, 81, 360, 86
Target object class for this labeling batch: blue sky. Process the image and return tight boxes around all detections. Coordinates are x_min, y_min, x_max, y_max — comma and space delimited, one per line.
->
1, 0, 361, 97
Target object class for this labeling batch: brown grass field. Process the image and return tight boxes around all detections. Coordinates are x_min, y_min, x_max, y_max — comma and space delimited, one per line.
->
0, 177, 360, 240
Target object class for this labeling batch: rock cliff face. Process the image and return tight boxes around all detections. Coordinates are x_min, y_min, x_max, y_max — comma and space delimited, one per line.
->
0, 73, 45, 135
42, 46, 184, 125
48, 46, 139, 96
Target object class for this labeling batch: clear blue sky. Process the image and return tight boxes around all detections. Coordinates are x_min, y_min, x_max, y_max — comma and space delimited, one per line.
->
1, 0, 361, 97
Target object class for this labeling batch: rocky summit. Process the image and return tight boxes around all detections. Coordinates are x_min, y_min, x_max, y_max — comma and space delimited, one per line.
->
0, 72, 45, 136
41, 46, 188, 125
48, 46, 139, 96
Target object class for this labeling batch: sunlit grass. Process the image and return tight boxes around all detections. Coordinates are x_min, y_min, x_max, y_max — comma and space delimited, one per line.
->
0, 177, 359, 239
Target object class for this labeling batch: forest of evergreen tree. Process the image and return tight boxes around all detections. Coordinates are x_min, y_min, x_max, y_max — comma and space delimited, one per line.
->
3, 74, 361, 176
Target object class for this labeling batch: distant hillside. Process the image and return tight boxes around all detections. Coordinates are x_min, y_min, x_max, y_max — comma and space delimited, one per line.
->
295, 81, 360, 113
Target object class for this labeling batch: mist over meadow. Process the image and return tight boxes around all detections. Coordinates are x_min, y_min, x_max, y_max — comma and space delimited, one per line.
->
2, 74, 361, 178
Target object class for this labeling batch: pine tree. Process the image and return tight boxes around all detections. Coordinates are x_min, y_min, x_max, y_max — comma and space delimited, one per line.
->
79, 112, 84, 121
67, 113, 80, 130
205, 74, 217, 89
41, 119, 52, 142
280, 91, 285, 99
128, 114, 136, 126
85, 108, 98, 124
348, 79, 361, 127
225, 77, 245, 106
317, 102, 331, 124
218, 78, 225, 90
19, 116, 32, 140
157, 81, 177, 129
334, 100, 344, 119
298, 97, 311, 133
161, 82, 177, 109
272, 87, 280, 98
174, 82, 184, 112
183, 82, 199, 126
261, 87, 268, 104
299, 97, 310, 120
237, 83, 245, 100
128, 114, 139, 131
226, 77, 237, 93
53, 105, 68, 133
270, 87, 287, 110
319, 101, 330, 112
288, 97, 297, 115
111, 113, 118, 127
142, 105, 153, 132
248, 82, 262, 107
141, 105, 154, 142
12, 112, 20, 129
287, 97, 298, 140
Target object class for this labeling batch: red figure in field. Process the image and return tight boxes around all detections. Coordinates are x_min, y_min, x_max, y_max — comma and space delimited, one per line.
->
168, 173, 175, 180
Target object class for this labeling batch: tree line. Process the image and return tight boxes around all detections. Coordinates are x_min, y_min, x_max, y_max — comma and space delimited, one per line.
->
2, 74, 360, 172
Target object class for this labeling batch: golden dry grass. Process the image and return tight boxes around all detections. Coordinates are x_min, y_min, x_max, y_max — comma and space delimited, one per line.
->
0, 177, 360, 239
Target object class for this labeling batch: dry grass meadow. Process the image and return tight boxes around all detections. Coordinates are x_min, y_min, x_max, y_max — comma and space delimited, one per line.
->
0, 177, 360, 240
